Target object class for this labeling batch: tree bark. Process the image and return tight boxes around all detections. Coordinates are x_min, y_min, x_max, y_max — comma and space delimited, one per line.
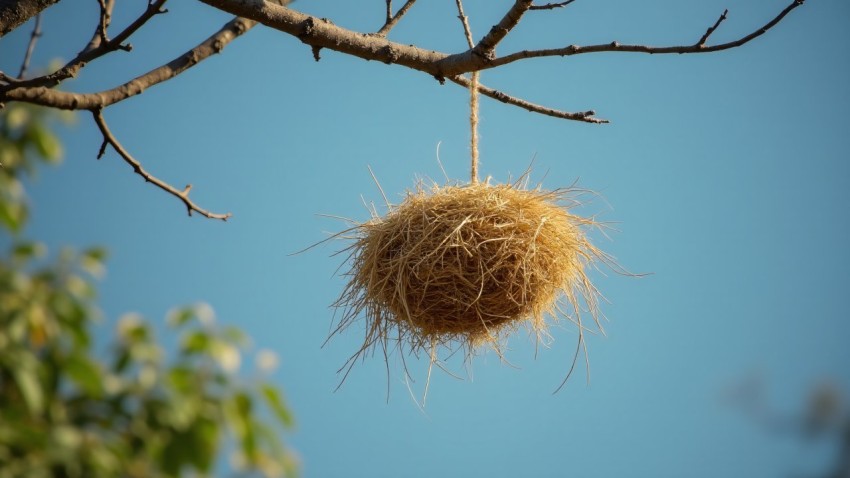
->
0, 0, 61, 37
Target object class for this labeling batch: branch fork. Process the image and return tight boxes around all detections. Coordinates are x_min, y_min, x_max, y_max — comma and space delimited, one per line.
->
0, 0, 806, 219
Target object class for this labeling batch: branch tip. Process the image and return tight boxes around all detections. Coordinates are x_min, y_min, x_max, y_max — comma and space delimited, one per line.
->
91, 110, 231, 221
18, 13, 43, 79
376, 0, 417, 37
698, 8, 729, 47
529, 1, 576, 11
449, 74, 607, 124
473, 0, 534, 58
1, 0, 169, 93
97, 140, 107, 159
489, 0, 805, 68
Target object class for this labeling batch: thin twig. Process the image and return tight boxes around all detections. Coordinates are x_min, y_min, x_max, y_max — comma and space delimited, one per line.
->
529, 0, 576, 11
2, 17, 257, 110
95, 0, 115, 46
449, 74, 608, 124
454, 0, 474, 48
473, 0, 533, 59
200, 0, 803, 79
1, 0, 168, 93
698, 8, 729, 47
385, 0, 392, 25
375, 0, 417, 36
91, 109, 231, 220
17, 13, 42, 79
489, 0, 804, 68
4, 0, 804, 124
0, 71, 20, 86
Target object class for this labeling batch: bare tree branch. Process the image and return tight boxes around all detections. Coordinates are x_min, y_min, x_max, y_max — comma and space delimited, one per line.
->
94, 0, 118, 47
92, 109, 231, 220
698, 8, 728, 47
473, 0, 533, 59
454, 0, 474, 48
0, 72, 18, 85
489, 0, 804, 68
448, 74, 607, 124
1, 16, 256, 109
375, 0, 416, 37
529, 1, 576, 11
0, 0, 806, 221
1, 0, 168, 93
199, 0, 458, 73
17, 13, 42, 78
0, 0, 60, 37
0, 0, 804, 121
199, 0, 803, 80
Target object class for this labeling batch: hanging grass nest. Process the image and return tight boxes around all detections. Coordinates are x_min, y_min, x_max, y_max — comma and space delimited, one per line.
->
332, 179, 613, 388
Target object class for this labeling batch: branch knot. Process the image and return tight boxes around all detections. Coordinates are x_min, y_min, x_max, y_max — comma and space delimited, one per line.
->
300, 17, 316, 39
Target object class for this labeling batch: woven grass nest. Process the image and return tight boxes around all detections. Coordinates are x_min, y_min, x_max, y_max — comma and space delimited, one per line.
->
333, 179, 611, 389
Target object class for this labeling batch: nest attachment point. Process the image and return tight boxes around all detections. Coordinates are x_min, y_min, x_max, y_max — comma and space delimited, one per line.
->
332, 180, 610, 389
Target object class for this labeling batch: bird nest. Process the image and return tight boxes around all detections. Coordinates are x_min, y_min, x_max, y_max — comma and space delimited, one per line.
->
331, 180, 611, 390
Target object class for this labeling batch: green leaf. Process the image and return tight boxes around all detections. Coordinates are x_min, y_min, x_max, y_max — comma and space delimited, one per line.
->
50, 425, 82, 450
167, 307, 195, 328
117, 314, 148, 344
164, 395, 199, 431
112, 348, 131, 374
0, 241, 298, 476
13, 368, 43, 415
80, 247, 108, 279
228, 391, 259, 461
181, 330, 211, 355
211, 341, 241, 373
5, 105, 30, 129
0, 200, 27, 233
82, 247, 108, 263
0, 141, 23, 168
234, 391, 253, 418
167, 366, 195, 393
66, 274, 96, 300
188, 418, 219, 473
66, 353, 104, 397
159, 431, 188, 477
11, 241, 46, 262
261, 384, 295, 428
221, 325, 247, 346
29, 123, 63, 163
159, 418, 219, 476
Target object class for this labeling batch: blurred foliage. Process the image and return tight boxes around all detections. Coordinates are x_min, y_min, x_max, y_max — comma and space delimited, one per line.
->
0, 102, 72, 233
1, 86, 297, 477
728, 375, 850, 478
0, 245, 297, 477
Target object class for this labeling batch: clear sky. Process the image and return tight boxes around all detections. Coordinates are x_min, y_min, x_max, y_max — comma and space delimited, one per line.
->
3, 1, 849, 477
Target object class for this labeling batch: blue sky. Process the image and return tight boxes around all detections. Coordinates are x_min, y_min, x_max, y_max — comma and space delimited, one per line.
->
3, 1, 849, 476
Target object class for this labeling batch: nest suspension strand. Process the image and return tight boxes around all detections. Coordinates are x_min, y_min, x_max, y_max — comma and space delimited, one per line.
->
331, 68, 610, 394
